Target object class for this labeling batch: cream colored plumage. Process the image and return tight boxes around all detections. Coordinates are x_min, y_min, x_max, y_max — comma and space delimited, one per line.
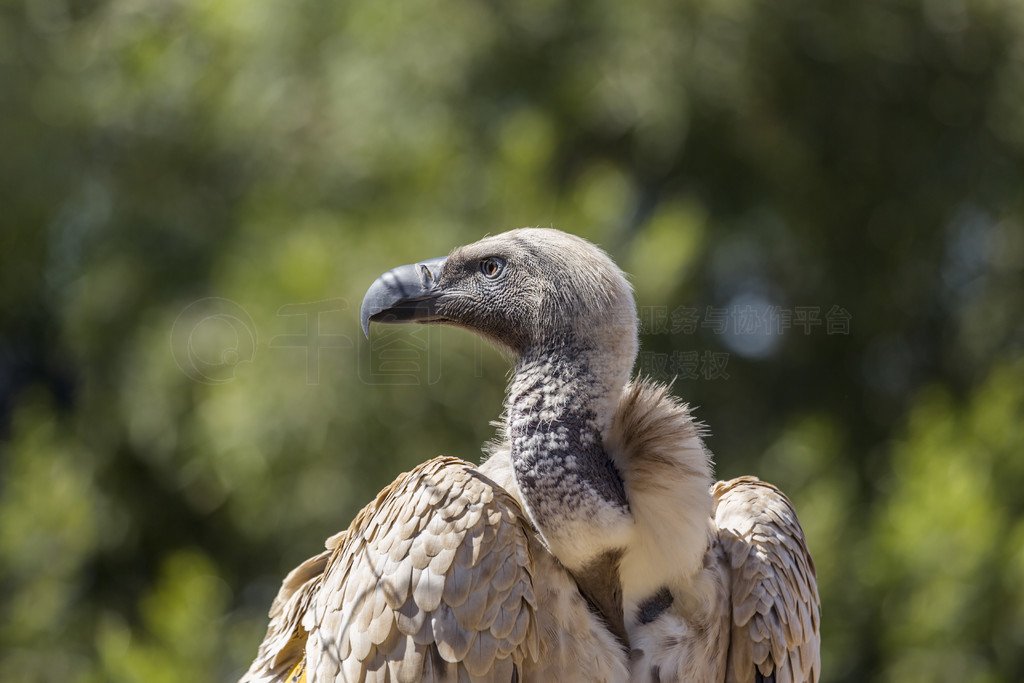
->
714, 477, 819, 682
241, 228, 820, 682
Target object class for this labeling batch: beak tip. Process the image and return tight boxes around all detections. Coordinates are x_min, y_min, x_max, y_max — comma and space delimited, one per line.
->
359, 298, 377, 339
359, 257, 447, 336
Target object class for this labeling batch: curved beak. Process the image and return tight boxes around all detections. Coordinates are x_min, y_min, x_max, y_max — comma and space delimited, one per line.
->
360, 257, 447, 338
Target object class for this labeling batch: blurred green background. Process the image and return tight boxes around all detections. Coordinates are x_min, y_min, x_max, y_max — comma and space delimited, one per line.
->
2, 0, 1023, 680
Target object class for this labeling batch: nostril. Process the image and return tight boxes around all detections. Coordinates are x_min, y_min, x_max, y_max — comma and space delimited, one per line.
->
419, 264, 435, 287
415, 257, 446, 290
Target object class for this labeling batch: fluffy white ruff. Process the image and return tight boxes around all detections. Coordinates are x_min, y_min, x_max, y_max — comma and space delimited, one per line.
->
604, 378, 716, 622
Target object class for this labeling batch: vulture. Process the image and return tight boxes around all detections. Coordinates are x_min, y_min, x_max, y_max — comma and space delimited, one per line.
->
242, 228, 820, 683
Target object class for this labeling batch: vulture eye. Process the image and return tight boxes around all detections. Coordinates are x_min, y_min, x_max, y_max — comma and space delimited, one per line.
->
480, 256, 505, 279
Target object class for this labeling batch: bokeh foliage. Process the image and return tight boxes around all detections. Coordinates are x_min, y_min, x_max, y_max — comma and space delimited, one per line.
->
1, 0, 1022, 680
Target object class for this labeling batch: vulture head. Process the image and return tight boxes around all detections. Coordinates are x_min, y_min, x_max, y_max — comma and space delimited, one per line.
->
361, 228, 638, 408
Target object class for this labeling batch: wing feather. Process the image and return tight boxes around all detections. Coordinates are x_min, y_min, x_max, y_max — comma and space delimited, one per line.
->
714, 476, 820, 683
240, 547, 334, 683
244, 456, 537, 682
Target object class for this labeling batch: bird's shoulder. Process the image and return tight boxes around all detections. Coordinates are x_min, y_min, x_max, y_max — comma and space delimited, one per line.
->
243, 456, 538, 683
713, 476, 821, 683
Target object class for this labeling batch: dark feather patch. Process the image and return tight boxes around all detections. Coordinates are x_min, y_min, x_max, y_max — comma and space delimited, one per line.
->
636, 586, 674, 625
